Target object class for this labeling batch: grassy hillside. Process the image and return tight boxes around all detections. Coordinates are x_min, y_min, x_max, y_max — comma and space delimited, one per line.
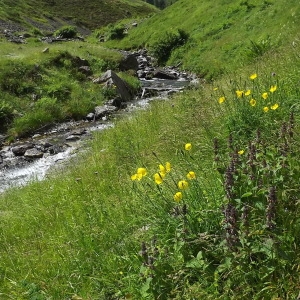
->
0, 0, 158, 31
1, 0, 300, 299
104, 0, 300, 78
0, 40, 142, 137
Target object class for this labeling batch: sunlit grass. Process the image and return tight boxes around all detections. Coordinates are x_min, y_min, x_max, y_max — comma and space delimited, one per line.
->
1, 0, 300, 298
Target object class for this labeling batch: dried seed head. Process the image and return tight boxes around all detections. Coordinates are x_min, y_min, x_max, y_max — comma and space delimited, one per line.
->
224, 164, 235, 200
266, 186, 277, 230
228, 133, 234, 150
223, 203, 239, 248
288, 110, 295, 139
256, 128, 262, 144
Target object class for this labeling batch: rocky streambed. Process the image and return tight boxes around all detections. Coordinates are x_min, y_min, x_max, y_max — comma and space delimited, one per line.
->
0, 49, 198, 193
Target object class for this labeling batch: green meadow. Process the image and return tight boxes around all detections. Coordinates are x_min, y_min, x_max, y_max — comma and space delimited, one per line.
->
1, 0, 300, 298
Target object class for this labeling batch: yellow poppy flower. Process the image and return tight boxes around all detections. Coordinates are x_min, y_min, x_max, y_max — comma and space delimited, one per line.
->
238, 150, 244, 155
185, 143, 192, 151
250, 73, 257, 80
236, 90, 244, 98
159, 171, 166, 179
154, 173, 163, 184
271, 103, 279, 110
159, 164, 166, 175
218, 96, 225, 104
131, 173, 142, 181
263, 106, 269, 112
262, 92, 268, 100
270, 85, 277, 93
137, 167, 147, 177
165, 162, 171, 172
249, 99, 256, 106
131, 174, 138, 181
245, 90, 251, 96
178, 180, 189, 190
174, 192, 183, 202
187, 171, 196, 179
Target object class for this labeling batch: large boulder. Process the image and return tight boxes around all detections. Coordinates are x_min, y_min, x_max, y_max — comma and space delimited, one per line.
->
153, 69, 178, 80
93, 70, 132, 101
119, 53, 139, 71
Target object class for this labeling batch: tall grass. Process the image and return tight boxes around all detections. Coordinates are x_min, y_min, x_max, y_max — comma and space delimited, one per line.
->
1, 42, 300, 297
1, 0, 300, 298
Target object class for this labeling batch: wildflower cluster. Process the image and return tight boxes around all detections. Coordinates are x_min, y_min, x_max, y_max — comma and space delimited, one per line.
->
131, 143, 197, 203
213, 111, 297, 251
154, 161, 171, 184
217, 73, 280, 113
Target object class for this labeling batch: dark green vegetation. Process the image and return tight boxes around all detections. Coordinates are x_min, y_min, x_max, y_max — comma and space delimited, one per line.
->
142, 0, 178, 9
0, 0, 157, 31
1, 0, 300, 299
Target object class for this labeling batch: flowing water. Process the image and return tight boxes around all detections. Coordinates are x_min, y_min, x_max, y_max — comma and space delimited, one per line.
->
0, 78, 191, 193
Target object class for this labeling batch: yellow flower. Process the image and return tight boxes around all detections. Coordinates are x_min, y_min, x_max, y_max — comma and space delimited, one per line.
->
131, 173, 142, 181
236, 90, 244, 98
250, 73, 257, 80
131, 174, 138, 181
270, 85, 277, 93
178, 180, 189, 190
174, 192, 183, 202
249, 98, 256, 106
159, 171, 166, 179
165, 162, 171, 172
262, 92, 268, 100
187, 171, 196, 179
137, 167, 147, 177
218, 96, 225, 104
154, 173, 164, 184
185, 143, 192, 151
263, 106, 269, 112
271, 103, 279, 110
238, 150, 244, 155
245, 90, 251, 96
159, 164, 166, 175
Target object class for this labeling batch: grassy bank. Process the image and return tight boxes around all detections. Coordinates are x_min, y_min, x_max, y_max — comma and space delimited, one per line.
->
1, 39, 300, 298
0, 40, 141, 138
1, 0, 300, 298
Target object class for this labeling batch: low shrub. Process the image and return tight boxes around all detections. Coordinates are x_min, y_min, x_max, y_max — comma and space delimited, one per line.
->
106, 24, 126, 40
54, 25, 78, 39
0, 100, 13, 127
150, 29, 189, 65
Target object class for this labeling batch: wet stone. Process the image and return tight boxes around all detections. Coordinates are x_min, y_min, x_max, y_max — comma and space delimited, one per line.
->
12, 143, 34, 156
86, 113, 95, 120
65, 135, 80, 141
24, 148, 44, 159
70, 128, 87, 136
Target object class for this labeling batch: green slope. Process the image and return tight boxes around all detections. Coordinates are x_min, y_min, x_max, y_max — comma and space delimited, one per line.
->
106, 0, 300, 78
0, 0, 158, 31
